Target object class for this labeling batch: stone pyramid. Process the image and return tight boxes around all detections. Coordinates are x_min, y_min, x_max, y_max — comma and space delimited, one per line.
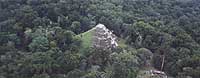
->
92, 24, 118, 50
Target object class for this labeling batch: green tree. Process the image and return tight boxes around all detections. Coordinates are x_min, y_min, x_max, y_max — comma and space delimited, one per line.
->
110, 50, 139, 78
137, 48, 153, 67
28, 36, 49, 52
71, 21, 81, 34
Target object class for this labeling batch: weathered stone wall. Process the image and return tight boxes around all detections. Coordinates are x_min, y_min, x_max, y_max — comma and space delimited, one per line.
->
92, 24, 118, 50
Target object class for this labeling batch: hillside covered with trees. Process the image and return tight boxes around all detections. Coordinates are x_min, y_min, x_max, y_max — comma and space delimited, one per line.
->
0, 0, 200, 78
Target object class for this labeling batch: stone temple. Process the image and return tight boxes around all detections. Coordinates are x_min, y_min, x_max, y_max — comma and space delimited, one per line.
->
92, 24, 118, 50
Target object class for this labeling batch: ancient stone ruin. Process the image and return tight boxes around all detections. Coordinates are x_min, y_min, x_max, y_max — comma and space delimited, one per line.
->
92, 24, 118, 50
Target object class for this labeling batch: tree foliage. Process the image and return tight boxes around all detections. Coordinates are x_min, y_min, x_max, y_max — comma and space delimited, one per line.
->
0, 0, 200, 78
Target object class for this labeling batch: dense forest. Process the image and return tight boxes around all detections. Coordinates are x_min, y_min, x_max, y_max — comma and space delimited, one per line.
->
0, 0, 200, 78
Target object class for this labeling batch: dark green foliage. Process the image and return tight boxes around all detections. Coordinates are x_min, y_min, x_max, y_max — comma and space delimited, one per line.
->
0, 0, 200, 78
110, 50, 139, 78
28, 36, 49, 52
71, 21, 81, 34
137, 48, 153, 67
